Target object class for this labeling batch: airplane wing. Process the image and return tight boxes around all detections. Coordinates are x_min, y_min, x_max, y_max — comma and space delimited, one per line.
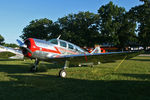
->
45, 51, 142, 65
0, 45, 24, 59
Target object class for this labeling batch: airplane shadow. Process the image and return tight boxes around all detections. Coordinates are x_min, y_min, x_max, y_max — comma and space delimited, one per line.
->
112, 73, 150, 80
0, 63, 65, 74
128, 56, 150, 62
0, 73, 150, 100
0, 64, 30, 73
129, 59, 150, 62
0, 59, 150, 99
0, 58, 64, 74
0, 58, 24, 61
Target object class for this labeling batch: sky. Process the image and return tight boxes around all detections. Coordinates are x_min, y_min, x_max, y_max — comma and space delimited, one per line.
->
0, 0, 143, 44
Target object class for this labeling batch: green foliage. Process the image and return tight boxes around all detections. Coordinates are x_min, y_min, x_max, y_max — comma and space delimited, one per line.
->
0, 34, 4, 44
20, 18, 61, 40
3, 43, 19, 48
98, 1, 137, 48
58, 11, 100, 47
129, 0, 150, 49
20, 1, 149, 49
117, 14, 137, 48
98, 1, 124, 45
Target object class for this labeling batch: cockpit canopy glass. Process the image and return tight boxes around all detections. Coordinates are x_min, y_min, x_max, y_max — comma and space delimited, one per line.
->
49, 39, 58, 45
49, 39, 86, 53
60, 41, 67, 48
68, 44, 74, 49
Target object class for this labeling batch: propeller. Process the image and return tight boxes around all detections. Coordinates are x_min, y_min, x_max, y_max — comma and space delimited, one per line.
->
16, 39, 27, 48
16, 39, 33, 55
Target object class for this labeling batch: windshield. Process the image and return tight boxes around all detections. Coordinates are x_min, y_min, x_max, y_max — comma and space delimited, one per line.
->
49, 39, 58, 45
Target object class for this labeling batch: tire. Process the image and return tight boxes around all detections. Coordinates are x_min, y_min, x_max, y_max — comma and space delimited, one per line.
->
59, 69, 67, 78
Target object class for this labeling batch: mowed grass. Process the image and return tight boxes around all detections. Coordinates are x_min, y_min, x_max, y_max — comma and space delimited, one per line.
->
0, 56, 150, 100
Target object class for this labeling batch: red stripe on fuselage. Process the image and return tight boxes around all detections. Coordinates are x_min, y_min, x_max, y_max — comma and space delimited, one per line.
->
41, 46, 61, 54
24, 38, 61, 57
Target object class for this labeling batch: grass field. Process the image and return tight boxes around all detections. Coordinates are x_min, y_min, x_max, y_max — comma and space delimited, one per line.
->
0, 56, 150, 100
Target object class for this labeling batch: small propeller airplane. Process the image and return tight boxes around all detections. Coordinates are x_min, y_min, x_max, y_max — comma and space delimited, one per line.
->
14, 36, 141, 78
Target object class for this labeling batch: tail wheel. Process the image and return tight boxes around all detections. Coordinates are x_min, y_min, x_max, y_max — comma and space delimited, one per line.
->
59, 69, 67, 78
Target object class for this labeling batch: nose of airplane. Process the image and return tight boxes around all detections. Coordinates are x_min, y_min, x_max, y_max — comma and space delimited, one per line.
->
16, 39, 32, 57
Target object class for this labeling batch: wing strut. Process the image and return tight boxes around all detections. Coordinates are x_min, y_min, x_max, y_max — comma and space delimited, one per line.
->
114, 56, 127, 71
59, 60, 70, 78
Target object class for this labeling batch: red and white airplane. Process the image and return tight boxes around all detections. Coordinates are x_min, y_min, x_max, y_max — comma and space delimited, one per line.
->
16, 37, 141, 78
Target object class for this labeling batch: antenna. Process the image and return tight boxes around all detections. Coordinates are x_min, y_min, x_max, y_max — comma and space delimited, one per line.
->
57, 35, 61, 39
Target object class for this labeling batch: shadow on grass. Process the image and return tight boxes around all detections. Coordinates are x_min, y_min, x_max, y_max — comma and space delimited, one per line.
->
0, 58, 150, 100
0, 63, 63, 74
0, 64, 30, 73
0, 63, 89, 74
0, 58, 24, 61
0, 58, 63, 74
0, 74, 150, 100
113, 73, 150, 80
129, 59, 150, 62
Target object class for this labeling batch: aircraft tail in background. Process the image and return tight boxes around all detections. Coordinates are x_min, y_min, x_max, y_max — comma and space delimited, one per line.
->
90, 46, 101, 54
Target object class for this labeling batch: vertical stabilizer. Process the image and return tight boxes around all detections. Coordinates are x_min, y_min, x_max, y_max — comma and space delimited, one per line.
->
90, 46, 101, 54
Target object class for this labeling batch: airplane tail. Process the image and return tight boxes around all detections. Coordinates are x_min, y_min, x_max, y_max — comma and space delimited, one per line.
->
90, 46, 101, 54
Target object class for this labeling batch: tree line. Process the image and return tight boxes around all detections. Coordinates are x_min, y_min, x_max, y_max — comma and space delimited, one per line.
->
0, 34, 18, 48
13, 0, 150, 50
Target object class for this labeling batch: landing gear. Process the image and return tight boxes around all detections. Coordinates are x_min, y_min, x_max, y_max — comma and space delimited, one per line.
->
30, 58, 39, 72
30, 66, 38, 72
30, 59, 69, 78
59, 60, 70, 78
59, 69, 67, 78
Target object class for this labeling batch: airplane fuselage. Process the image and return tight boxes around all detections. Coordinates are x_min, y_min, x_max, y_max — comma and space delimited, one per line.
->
23, 38, 88, 61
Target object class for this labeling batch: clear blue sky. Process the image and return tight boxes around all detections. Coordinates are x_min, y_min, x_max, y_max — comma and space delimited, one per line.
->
0, 0, 143, 44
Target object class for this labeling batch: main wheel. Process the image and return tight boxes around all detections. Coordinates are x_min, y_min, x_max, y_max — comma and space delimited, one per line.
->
59, 69, 67, 78
30, 66, 37, 72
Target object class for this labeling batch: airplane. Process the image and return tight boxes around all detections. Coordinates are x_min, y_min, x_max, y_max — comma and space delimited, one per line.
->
0, 45, 24, 59
16, 37, 142, 78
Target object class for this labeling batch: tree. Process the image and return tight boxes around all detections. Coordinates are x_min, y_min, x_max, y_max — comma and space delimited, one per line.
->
98, 1, 137, 49
129, 0, 150, 49
3, 43, 18, 48
58, 11, 100, 47
0, 34, 4, 44
20, 18, 60, 40
117, 14, 137, 48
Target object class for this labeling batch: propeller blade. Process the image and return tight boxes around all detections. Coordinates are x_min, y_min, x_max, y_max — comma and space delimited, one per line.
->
16, 39, 26, 48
